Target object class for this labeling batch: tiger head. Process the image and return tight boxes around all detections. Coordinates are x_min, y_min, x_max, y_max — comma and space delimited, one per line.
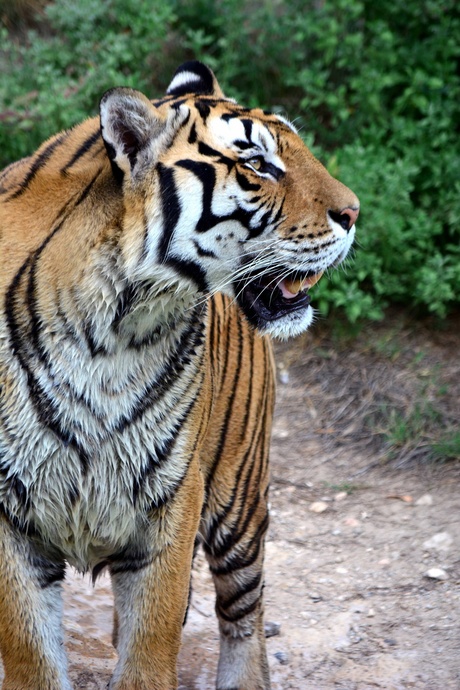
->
100, 61, 359, 338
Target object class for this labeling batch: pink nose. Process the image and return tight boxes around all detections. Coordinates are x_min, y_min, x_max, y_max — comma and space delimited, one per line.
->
344, 206, 359, 227
329, 206, 360, 231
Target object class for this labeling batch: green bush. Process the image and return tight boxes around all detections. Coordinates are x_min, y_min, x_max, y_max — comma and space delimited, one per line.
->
1, 0, 459, 321
0, 0, 178, 162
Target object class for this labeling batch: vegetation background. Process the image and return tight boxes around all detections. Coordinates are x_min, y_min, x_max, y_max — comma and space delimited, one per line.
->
1, 0, 459, 462
1, 0, 459, 322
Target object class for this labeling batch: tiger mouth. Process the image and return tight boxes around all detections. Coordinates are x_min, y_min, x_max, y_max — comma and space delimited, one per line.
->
235, 269, 324, 324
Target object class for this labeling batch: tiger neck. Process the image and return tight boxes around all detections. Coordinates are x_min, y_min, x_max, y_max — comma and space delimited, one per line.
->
76, 257, 207, 359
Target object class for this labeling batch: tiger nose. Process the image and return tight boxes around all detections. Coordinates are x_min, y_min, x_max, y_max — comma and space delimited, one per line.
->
328, 206, 360, 231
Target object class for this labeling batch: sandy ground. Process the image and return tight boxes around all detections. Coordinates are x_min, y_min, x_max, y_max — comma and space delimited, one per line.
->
1, 315, 459, 689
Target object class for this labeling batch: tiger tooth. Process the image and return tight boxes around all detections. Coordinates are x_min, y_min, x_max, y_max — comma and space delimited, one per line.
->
305, 270, 324, 287
284, 271, 324, 295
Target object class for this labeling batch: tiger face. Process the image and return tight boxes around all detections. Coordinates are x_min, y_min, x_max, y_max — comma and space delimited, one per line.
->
100, 61, 359, 339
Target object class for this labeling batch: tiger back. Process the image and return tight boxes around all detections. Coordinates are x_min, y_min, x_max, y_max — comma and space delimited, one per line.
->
0, 61, 358, 690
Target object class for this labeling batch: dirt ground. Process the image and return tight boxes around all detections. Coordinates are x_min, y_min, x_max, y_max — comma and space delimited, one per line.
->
1, 312, 459, 689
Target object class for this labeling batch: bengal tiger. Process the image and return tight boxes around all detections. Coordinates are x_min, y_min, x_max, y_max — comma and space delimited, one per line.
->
0, 61, 359, 690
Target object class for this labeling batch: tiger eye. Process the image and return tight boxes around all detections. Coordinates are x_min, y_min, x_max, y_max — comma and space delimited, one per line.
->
248, 157, 262, 170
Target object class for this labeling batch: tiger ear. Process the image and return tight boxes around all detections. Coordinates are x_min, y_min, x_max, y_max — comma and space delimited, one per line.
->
166, 61, 225, 99
100, 87, 188, 182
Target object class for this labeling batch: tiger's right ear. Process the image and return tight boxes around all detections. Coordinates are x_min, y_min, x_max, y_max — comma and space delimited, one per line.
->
166, 61, 225, 99
100, 87, 188, 183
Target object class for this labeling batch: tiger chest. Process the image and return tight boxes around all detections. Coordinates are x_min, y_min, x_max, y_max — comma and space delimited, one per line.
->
0, 338, 206, 569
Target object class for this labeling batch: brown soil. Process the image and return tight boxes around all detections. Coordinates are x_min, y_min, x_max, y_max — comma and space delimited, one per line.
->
2, 312, 459, 689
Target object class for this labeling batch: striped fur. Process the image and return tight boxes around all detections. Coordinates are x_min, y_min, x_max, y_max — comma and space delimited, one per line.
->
0, 62, 358, 689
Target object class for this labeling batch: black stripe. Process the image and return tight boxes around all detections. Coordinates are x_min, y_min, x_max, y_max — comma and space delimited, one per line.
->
166, 257, 209, 292
178, 108, 191, 132
157, 163, 210, 291
207, 296, 218, 369
193, 239, 217, 259
198, 141, 235, 170
8, 475, 31, 514
205, 442, 253, 551
216, 597, 259, 623
9, 133, 67, 200
204, 308, 242, 496
0, 159, 28, 194
126, 320, 176, 351
235, 169, 261, 192
83, 319, 108, 357
147, 465, 188, 513
28, 173, 104, 363
139, 210, 150, 261
4, 173, 102, 472
110, 555, 154, 575
205, 357, 269, 550
68, 481, 80, 507
55, 292, 84, 346
218, 571, 262, 612
104, 545, 154, 578
176, 159, 256, 233
0, 503, 38, 536
240, 119, 254, 145
208, 513, 269, 576
176, 159, 217, 233
150, 94, 176, 108
188, 123, 197, 144
137, 373, 207, 510
204, 377, 271, 561
208, 457, 263, 560
195, 100, 211, 122
131, 402, 191, 504
104, 139, 124, 184
4, 262, 79, 453
34, 558, 67, 588
272, 197, 285, 226
61, 129, 101, 173
157, 163, 181, 263
239, 328, 256, 441
233, 139, 253, 150
112, 282, 147, 326
114, 310, 205, 435
92, 560, 109, 582
264, 161, 284, 181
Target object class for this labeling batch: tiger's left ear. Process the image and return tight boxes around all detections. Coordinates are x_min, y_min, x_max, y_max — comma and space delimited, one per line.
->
166, 61, 225, 99
100, 87, 188, 182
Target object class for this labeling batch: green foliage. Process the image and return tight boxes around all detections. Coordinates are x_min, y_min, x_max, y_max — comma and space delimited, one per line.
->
1, 0, 459, 320
0, 0, 178, 162
367, 365, 459, 465
381, 397, 460, 465
431, 431, 460, 462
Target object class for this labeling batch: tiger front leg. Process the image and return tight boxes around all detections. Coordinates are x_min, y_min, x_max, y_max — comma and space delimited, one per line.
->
202, 496, 271, 690
109, 460, 203, 690
0, 517, 70, 690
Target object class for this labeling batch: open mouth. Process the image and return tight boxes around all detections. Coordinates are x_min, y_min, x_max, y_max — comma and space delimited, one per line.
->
235, 269, 324, 326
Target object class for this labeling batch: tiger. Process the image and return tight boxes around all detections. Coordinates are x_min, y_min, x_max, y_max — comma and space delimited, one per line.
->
0, 60, 359, 690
